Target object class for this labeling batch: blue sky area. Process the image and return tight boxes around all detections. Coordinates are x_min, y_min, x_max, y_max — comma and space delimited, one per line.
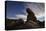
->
6, 1, 45, 22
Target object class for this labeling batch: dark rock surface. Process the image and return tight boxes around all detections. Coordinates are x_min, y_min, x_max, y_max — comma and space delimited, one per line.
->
26, 8, 37, 22
24, 8, 40, 28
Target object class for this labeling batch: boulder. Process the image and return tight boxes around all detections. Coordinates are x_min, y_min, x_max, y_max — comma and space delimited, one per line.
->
24, 8, 40, 28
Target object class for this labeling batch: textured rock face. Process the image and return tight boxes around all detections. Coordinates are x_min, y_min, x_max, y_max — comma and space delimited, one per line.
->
26, 8, 37, 22
24, 8, 40, 28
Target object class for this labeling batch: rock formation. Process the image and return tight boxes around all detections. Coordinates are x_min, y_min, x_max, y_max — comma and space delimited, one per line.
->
24, 8, 40, 28
26, 8, 37, 22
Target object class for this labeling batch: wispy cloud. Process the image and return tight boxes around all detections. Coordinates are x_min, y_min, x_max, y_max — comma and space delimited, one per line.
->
7, 14, 27, 21
23, 3, 45, 16
37, 16, 45, 22
16, 14, 27, 21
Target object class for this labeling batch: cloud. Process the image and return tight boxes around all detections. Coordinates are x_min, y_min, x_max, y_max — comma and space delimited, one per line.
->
7, 14, 27, 22
23, 3, 45, 16
37, 16, 45, 22
16, 14, 27, 21
7, 16, 18, 19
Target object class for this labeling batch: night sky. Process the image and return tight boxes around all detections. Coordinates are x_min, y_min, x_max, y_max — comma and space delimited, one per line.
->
6, 1, 45, 22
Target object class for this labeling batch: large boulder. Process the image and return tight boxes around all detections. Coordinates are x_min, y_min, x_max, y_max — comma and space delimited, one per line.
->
26, 8, 37, 22
24, 8, 40, 28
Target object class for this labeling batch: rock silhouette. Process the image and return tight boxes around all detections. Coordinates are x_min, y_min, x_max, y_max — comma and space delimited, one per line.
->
24, 8, 40, 28
26, 8, 37, 22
